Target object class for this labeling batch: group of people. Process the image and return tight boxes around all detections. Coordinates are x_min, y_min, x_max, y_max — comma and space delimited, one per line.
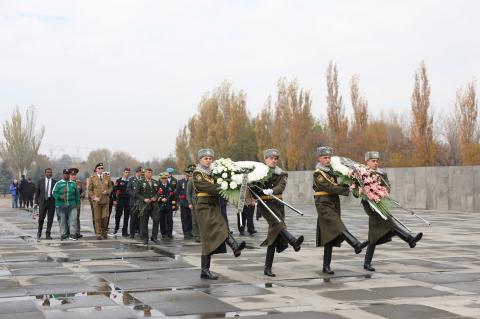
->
9, 175, 36, 209
190, 146, 423, 280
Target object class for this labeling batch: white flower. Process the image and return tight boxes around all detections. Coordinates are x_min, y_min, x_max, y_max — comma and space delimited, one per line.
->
222, 172, 228, 178
229, 181, 238, 189
231, 174, 242, 184
217, 178, 224, 184
220, 181, 229, 190
330, 157, 350, 176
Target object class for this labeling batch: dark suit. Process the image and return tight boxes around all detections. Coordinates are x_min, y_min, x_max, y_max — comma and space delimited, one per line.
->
158, 181, 176, 238
34, 177, 57, 237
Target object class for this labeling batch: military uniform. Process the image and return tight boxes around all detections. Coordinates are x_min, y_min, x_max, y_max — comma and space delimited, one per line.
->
112, 171, 131, 236
176, 166, 195, 239
127, 167, 143, 238
158, 173, 176, 239
313, 147, 367, 275
255, 149, 304, 277
362, 151, 423, 271
192, 148, 246, 280
186, 176, 200, 242
87, 164, 113, 240
135, 173, 160, 245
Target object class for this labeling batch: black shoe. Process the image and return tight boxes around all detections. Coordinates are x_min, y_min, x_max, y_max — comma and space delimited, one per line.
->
129, 234, 135, 239
167, 234, 173, 239
342, 229, 368, 254
150, 238, 160, 244
161, 234, 167, 239
143, 239, 148, 245
364, 244, 376, 271
122, 232, 129, 237
280, 229, 304, 252
200, 255, 218, 280
46, 234, 52, 240
264, 267, 276, 277
239, 231, 245, 236
249, 230, 257, 235
354, 241, 369, 254
226, 233, 246, 257
408, 232, 423, 248
323, 245, 334, 274
322, 265, 334, 275
264, 245, 276, 277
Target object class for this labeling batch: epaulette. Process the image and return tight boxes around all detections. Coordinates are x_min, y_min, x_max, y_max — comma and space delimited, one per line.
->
193, 171, 214, 184
376, 168, 386, 175
274, 166, 286, 175
315, 163, 330, 172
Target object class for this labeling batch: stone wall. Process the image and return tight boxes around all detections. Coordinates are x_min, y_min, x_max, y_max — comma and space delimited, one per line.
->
282, 166, 480, 212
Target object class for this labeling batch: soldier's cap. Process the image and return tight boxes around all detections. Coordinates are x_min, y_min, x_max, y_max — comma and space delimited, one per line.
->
135, 166, 143, 172
124, 167, 131, 172
69, 168, 79, 175
166, 167, 175, 174
185, 164, 196, 173
263, 148, 280, 159
365, 151, 380, 161
62, 168, 70, 174
95, 163, 104, 170
159, 172, 168, 179
198, 148, 214, 160
316, 146, 334, 157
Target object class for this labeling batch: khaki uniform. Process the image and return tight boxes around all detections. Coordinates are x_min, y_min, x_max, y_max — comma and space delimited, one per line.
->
87, 174, 113, 237
192, 168, 228, 256
313, 165, 349, 247
258, 167, 288, 252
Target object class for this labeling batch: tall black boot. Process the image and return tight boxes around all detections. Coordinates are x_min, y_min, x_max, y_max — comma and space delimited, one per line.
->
280, 229, 304, 252
393, 224, 423, 248
200, 255, 218, 280
323, 245, 334, 274
225, 233, 246, 257
37, 222, 43, 239
364, 244, 376, 271
264, 245, 276, 277
342, 229, 368, 254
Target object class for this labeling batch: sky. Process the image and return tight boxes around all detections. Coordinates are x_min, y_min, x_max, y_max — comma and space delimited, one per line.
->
1, 0, 479, 161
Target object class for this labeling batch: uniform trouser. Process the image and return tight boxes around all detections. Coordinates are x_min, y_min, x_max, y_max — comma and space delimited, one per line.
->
130, 207, 140, 236
237, 205, 255, 233
115, 198, 130, 233
140, 205, 160, 240
56, 204, 76, 238
180, 206, 193, 236
159, 208, 173, 236
76, 205, 81, 235
220, 204, 230, 229
38, 199, 55, 236
191, 208, 200, 238
92, 203, 110, 236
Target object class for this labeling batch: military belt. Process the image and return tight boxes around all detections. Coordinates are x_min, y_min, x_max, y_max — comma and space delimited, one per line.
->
197, 192, 214, 197
314, 191, 331, 196
260, 194, 283, 200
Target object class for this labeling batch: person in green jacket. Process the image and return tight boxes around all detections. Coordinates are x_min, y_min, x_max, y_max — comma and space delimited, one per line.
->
52, 169, 81, 240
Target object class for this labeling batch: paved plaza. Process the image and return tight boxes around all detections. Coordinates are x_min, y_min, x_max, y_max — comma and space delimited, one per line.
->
0, 197, 479, 318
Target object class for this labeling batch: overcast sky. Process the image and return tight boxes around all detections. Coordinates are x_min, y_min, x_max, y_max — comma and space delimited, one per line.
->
1, 0, 479, 161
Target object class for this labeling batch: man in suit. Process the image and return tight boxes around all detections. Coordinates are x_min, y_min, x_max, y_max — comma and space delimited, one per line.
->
34, 168, 56, 240
87, 163, 113, 240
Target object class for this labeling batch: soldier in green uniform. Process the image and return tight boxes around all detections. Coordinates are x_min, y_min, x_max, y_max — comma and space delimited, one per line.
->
313, 146, 368, 275
362, 151, 423, 271
135, 168, 160, 245
192, 148, 246, 280
255, 149, 304, 277
127, 167, 144, 239
186, 164, 201, 242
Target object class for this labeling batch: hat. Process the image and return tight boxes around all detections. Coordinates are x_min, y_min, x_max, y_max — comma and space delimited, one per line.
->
159, 172, 168, 179
263, 148, 280, 159
166, 167, 175, 174
62, 169, 70, 174
365, 151, 380, 161
316, 146, 333, 157
124, 167, 131, 172
185, 164, 196, 173
95, 163, 104, 170
69, 168, 79, 175
198, 148, 214, 160
135, 166, 143, 172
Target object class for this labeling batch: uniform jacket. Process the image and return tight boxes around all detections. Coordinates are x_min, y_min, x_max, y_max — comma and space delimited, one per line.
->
113, 177, 130, 201
87, 174, 113, 205
175, 178, 189, 207
158, 181, 176, 210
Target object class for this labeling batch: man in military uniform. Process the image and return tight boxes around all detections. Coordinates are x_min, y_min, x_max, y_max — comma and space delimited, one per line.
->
135, 168, 160, 245
87, 163, 113, 240
362, 151, 423, 271
112, 168, 131, 237
186, 164, 200, 242
254, 149, 304, 277
313, 146, 368, 275
192, 148, 246, 280
176, 166, 194, 239
158, 172, 176, 240
127, 167, 143, 239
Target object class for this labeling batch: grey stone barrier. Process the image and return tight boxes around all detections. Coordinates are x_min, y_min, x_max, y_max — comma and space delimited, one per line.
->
282, 166, 480, 212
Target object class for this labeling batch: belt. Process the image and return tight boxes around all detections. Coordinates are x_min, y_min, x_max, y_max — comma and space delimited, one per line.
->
179, 195, 187, 200
197, 192, 214, 197
314, 191, 331, 196
260, 194, 282, 200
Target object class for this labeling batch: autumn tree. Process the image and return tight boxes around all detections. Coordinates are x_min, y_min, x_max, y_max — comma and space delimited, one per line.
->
326, 62, 348, 152
410, 61, 435, 166
349, 74, 369, 159
455, 80, 479, 164
86, 149, 112, 172
175, 126, 192, 171
0, 106, 45, 177
254, 98, 274, 160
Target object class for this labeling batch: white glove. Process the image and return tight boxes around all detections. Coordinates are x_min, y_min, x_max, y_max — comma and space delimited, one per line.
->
262, 189, 274, 195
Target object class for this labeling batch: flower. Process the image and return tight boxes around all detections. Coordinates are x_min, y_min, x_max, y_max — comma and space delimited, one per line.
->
222, 172, 228, 179
229, 181, 238, 189
220, 181, 228, 190
217, 178, 224, 184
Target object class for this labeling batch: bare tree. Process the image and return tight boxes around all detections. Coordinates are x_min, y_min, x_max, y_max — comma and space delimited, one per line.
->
0, 106, 45, 177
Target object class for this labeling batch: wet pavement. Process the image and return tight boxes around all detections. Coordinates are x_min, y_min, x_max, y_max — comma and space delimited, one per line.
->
0, 198, 479, 318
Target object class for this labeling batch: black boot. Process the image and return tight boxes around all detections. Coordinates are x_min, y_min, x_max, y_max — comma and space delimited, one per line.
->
264, 245, 276, 277
393, 224, 423, 248
200, 255, 218, 280
225, 233, 246, 257
280, 229, 304, 252
322, 245, 334, 275
342, 229, 368, 254
37, 229, 42, 240
363, 244, 376, 271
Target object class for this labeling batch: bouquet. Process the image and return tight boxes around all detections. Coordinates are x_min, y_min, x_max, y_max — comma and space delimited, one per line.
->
330, 156, 392, 220
211, 158, 271, 204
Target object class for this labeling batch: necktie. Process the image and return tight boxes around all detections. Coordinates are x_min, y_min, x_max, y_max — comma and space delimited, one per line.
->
46, 179, 50, 198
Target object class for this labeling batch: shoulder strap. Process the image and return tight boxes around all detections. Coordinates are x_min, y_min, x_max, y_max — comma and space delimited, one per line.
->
318, 170, 337, 186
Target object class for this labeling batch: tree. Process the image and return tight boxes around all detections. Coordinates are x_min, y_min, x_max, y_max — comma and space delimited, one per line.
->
349, 74, 369, 159
175, 126, 192, 172
254, 98, 274, 161
0, 106, 45, 177
86, 149, 112, 172
441, 115, 461, 165
455, 80, 479, 164
0, 161, 13, 196
410, 61, 435, 166
110, 151, 140, 176
326, 62, 348, 152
